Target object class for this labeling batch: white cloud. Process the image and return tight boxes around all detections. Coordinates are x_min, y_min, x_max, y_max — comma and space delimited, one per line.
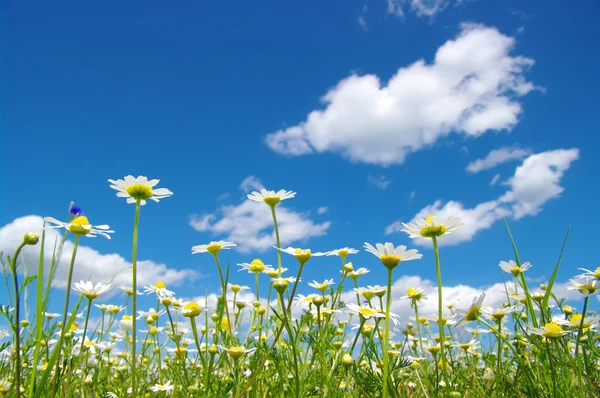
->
317, 206, 328, 215
367, 175, 391, 190
358, 15, 368, 31
386, 148, 579, 246
239, 176, 264, 193
466, 147, 531, 173
338, 275, 580, 324
190, 199, 331, 253
499, 148, 580, 219
0, 215, 200, 290
265, 24, 536, 166
409, 191, 416, 202
490, 173, 501, 186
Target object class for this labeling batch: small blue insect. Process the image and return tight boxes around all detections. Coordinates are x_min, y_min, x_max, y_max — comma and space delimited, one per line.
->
70, 205, 84, 217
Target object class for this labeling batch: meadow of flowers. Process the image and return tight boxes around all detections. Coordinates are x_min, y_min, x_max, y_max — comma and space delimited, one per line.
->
1, 175, 599, 397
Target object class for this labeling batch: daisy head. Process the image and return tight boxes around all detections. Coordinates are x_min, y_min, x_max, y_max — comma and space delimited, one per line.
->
144, 281, 175, 298
529, 322, 567, 339
277, 247, 326, 265
72, 281, 112, 300
238, 258, 267, 274
499, 260, 532, 277
363, 242, 422, 270
326, 247, 358, 261
247, 189, 296, 207
567, 278, 599, 297
455, 294, 486, 328
44, 216, 114, 239
108, 175, 173, 205
308, 279, 335, 293
401, 215, 463, 239
402, 287, 427, 302
182, 302, 202, 318
192, 241, 237, 256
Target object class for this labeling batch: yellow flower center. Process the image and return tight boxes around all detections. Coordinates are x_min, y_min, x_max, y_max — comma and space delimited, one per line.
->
338, 249, 349, 259
263, 196, 281, 207
594, 267, 600, 280
358, 307, 377, 318
228, 346, 245, 360
84, 340, 94, 347
84, 290, 98, 300
491, 310, 506, 322
183, 302, 201, 318
425, 215, 435, 223
249, 259, 265, 273
510, 266, 522, 276
125, 184, 153, 200
544, 322, 565, 338
563, 305, 573, 315
123, 315, 132, 321
293, 249, 312, 264
148, 326, 158, 335
420, 225, 446, 238
407, 287, 423, 300
570, 314, 590, 328
68, 216, 91, 235
380, 255, 401, 270
465, 305, 482, 322
360, 290, 374, 301
69, 324, 78, 332
459, 343, 471, 351
155, 281, 166, 289
206, 244, 222, 255
230, 284, 241, 293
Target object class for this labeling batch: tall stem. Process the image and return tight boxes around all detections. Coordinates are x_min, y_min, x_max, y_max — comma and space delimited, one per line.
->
414, 303, 424, 357
80, 298, 93, 352
574, 296, 589, 359
53, 235, 80, 388
28, 226, 46, 398
212, 254, 232, 336
131, 199, 141, 398
11, 241, 26, 398
270, 206, 282, 276
432, 236, 448, 387
382, 267, 393, 398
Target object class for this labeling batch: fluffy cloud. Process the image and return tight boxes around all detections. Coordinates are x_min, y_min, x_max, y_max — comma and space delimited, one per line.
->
239, 176, 264, 193
338, 274, 581, 324
266, 24, 536, 166
386, 0, 449, 18
367, 175, 391, 190
190, 195, 331, 253
466, 147, 531, 173
317, 206, 329, 215
386, 149, 579, 246
0, 215, 200, 289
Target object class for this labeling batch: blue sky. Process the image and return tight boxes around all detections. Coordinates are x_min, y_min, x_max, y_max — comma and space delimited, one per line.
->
1, 0, 599, 320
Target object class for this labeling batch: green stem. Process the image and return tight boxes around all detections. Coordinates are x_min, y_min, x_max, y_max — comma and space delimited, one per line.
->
414, 302, 424, 357
270, 205, 282, 276
131, 199, 141, 398
574, 296, 589, 359
53, 235, 80, 390
79, 298, 93, 353
10, 241, 26, 398
383, 267, 393, 398
212, 254, 232, 336
432, 236, 449, 388
28, 226, 46, 398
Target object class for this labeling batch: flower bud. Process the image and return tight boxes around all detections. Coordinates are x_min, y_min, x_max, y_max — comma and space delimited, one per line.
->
23, 232, 39, 245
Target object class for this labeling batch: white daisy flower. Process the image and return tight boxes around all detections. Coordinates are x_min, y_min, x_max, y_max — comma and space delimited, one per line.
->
363, 242, 422, 269
43, 312, 61, 320
294, 293, 320, 306
401, 215, 464, 239
499, 260, 532, 276
401, 287, 427, 302
455, 294, 486, 328
308, 279, 335, 292
108, 175, 173, 205
149, 381, 174, 393
347, 267, 370, 280
346, 303, 386, 320
276, 247, 326, 265
44, 216, 114, 239
247, 189, 296, 207
119, 285, 143, 296
528, 322, 568, 338
72, 281, 112, 300
326, 247, 359, 259
192, 240, 237, 255
576, 267, 600, 281
136, 308, 165, 320
119, 316, 133, 331
143, 282, 175, 298
567, 278, 599, 297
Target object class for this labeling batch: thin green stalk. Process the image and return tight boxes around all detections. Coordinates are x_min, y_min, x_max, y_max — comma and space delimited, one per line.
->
270, 205, 282, 276
10, 240, 27, 398
212, 254, 232, 336
53, 235, 80, 389
80, 298, 93, 352
574, 296, 589, 359
28, 226, 46, 398
413, 302, 425, 357
383, 267, 393, 398
432, 236, 449, 387
130, 199, 141, 398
